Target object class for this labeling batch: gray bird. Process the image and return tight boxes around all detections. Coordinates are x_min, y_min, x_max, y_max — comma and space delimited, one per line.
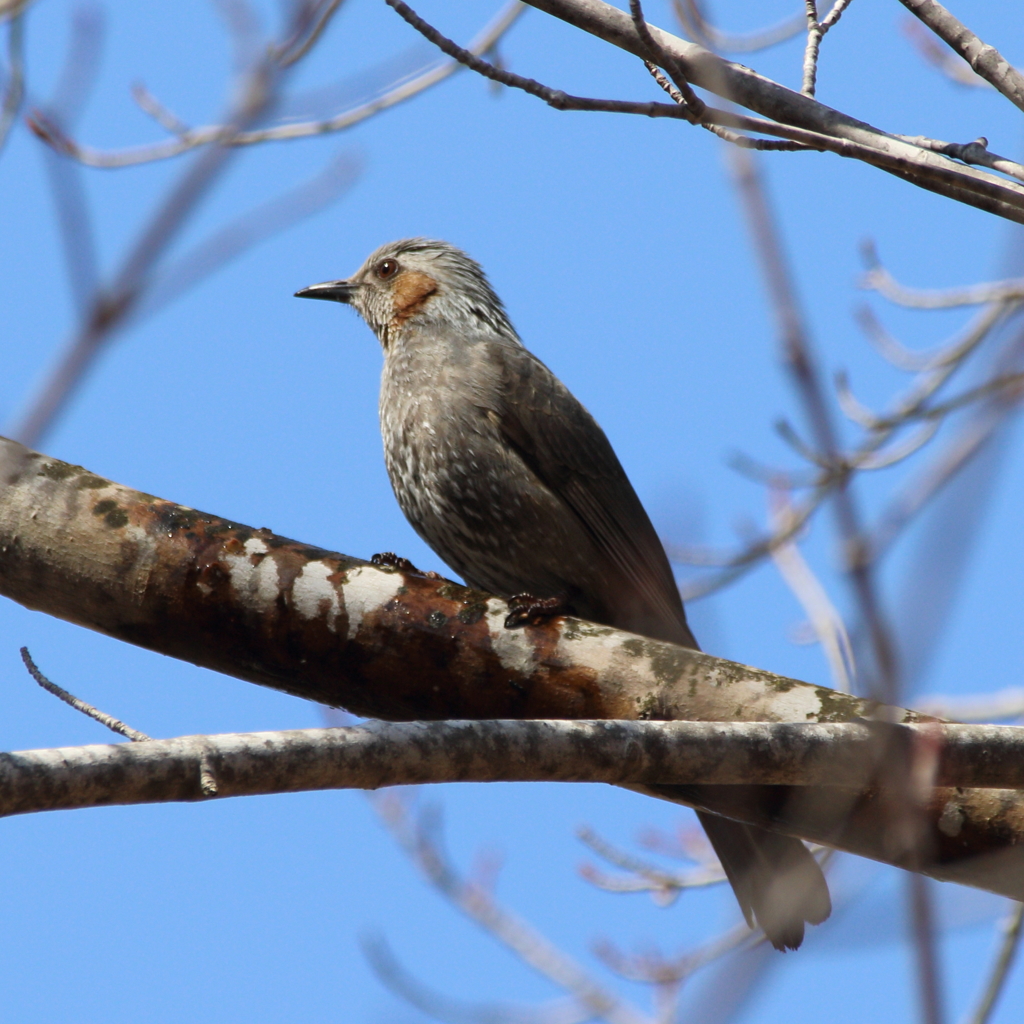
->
296, 238, 831, 949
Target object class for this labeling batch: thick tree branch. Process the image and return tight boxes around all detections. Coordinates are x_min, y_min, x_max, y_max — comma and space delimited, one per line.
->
3, 436, 1024, 900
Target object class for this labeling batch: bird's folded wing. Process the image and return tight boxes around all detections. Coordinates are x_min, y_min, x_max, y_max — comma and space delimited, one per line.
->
488, 345, 697, 648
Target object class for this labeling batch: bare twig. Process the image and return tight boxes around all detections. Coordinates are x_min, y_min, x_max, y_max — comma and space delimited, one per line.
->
137, 150, 361, 318
727, 144, 900, 701
644, 62, 809, 151
19, 646, 151, 742
861, 247, 1024, 308
131, 81, 191, 136
374, 792, 653, 1024
673, 0, 804, 55
39, 4, 524, 168
902, 18, 990, 89
897, 135, 1024, 184
274, 0, 344, 68
769, 494, 855, 692
593, 923, 757, 988
915, 688, 1024, 724
389, 0, 1024, 223
628, 0, 704, 119
801, 0, 855, 98
364, 933, 592, 1024
384, 0, 691, 122
0, 9, 23, 155
963, 903, 1024, 1024
576, 825, 725, 904
909, 873, 946, 1024
38, 7, 103, 318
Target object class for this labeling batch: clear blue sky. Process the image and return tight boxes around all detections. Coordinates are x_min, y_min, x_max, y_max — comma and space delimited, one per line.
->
1, 1, 1023, 1021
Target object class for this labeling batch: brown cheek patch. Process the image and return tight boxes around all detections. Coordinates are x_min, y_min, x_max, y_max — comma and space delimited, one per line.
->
391, 271, 438, 326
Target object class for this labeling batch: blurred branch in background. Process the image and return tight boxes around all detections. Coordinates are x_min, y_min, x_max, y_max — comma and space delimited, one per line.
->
8, 0, 523, 449
0, 5, 24, 155
963, 902, 1024, 1024
371, 790, 654, 1024
672, 0, 804, 54
901, 17, 991, 90
30, 1, 524, 167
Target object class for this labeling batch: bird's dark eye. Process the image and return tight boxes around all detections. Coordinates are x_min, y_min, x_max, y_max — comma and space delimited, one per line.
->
376, 259, 399, 280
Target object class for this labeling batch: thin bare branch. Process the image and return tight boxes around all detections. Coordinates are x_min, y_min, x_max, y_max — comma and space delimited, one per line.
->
855, 305, 951, 373
727, 142, 899, 701
39, 3, 525, 167
915, 688, 1024, 724
628, 0, 704, 119
0, 10, 23, 155
909, 873, 946, 1024
375, 793, 653, 1024
672, 0, 804, 55
897, 134, 1024, 184
19, 647, 151, 742
275, 0, 344, 68
902, 18, 990, 89
861, 267, 1024, 309
769, 494, 855, 692
40, 7, 103, 316
576, 824, 725, 903
593, 923, 757, 987
854, 420, 940, 470
138, 149, 361, 318
802, 1, 857, 98
963, 903, 1024, 1024
868, 412, 1002, 559
131, 81, 190, 136
363, 933, 592, 1024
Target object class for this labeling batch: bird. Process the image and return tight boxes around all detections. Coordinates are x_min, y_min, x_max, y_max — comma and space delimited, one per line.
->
296, 238, 831, 949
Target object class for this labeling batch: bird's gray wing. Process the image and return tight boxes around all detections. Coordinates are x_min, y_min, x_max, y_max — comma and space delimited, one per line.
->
487, 345, 831, 949
485, 344, 697, 648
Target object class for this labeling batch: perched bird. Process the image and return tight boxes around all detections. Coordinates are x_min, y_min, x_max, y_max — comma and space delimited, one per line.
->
296, 238, 831, 949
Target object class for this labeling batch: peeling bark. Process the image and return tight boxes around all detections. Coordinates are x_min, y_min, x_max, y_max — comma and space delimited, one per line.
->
1, 436, 1023, 898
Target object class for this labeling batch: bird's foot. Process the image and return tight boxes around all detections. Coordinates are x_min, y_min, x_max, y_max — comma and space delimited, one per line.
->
371, 552, 446, 580
504, 593, 568, 629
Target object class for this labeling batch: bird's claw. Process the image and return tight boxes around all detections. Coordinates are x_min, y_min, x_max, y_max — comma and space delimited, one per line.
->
371, 552, 418, 573
504, 593, 567, 629
371, 552, 448, 581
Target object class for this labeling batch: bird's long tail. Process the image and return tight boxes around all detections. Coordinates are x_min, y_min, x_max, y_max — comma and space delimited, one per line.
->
696, 810, 832, 951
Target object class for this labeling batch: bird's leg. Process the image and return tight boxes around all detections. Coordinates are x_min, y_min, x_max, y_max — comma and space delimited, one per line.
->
370, 552, 446, 580
504, 592, 569, 629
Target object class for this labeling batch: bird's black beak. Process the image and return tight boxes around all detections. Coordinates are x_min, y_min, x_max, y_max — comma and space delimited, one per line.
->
294, 279, 360, 303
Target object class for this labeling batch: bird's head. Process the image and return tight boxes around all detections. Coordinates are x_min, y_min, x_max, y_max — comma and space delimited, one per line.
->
295, 238, 517, 347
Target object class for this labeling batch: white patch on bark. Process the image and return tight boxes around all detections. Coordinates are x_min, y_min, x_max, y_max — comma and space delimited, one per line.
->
557, 628, 620, 675
223, 538, 279, 609
487, 599, 537, 675
293, 560, 341, 632
342, 566, 404, 640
